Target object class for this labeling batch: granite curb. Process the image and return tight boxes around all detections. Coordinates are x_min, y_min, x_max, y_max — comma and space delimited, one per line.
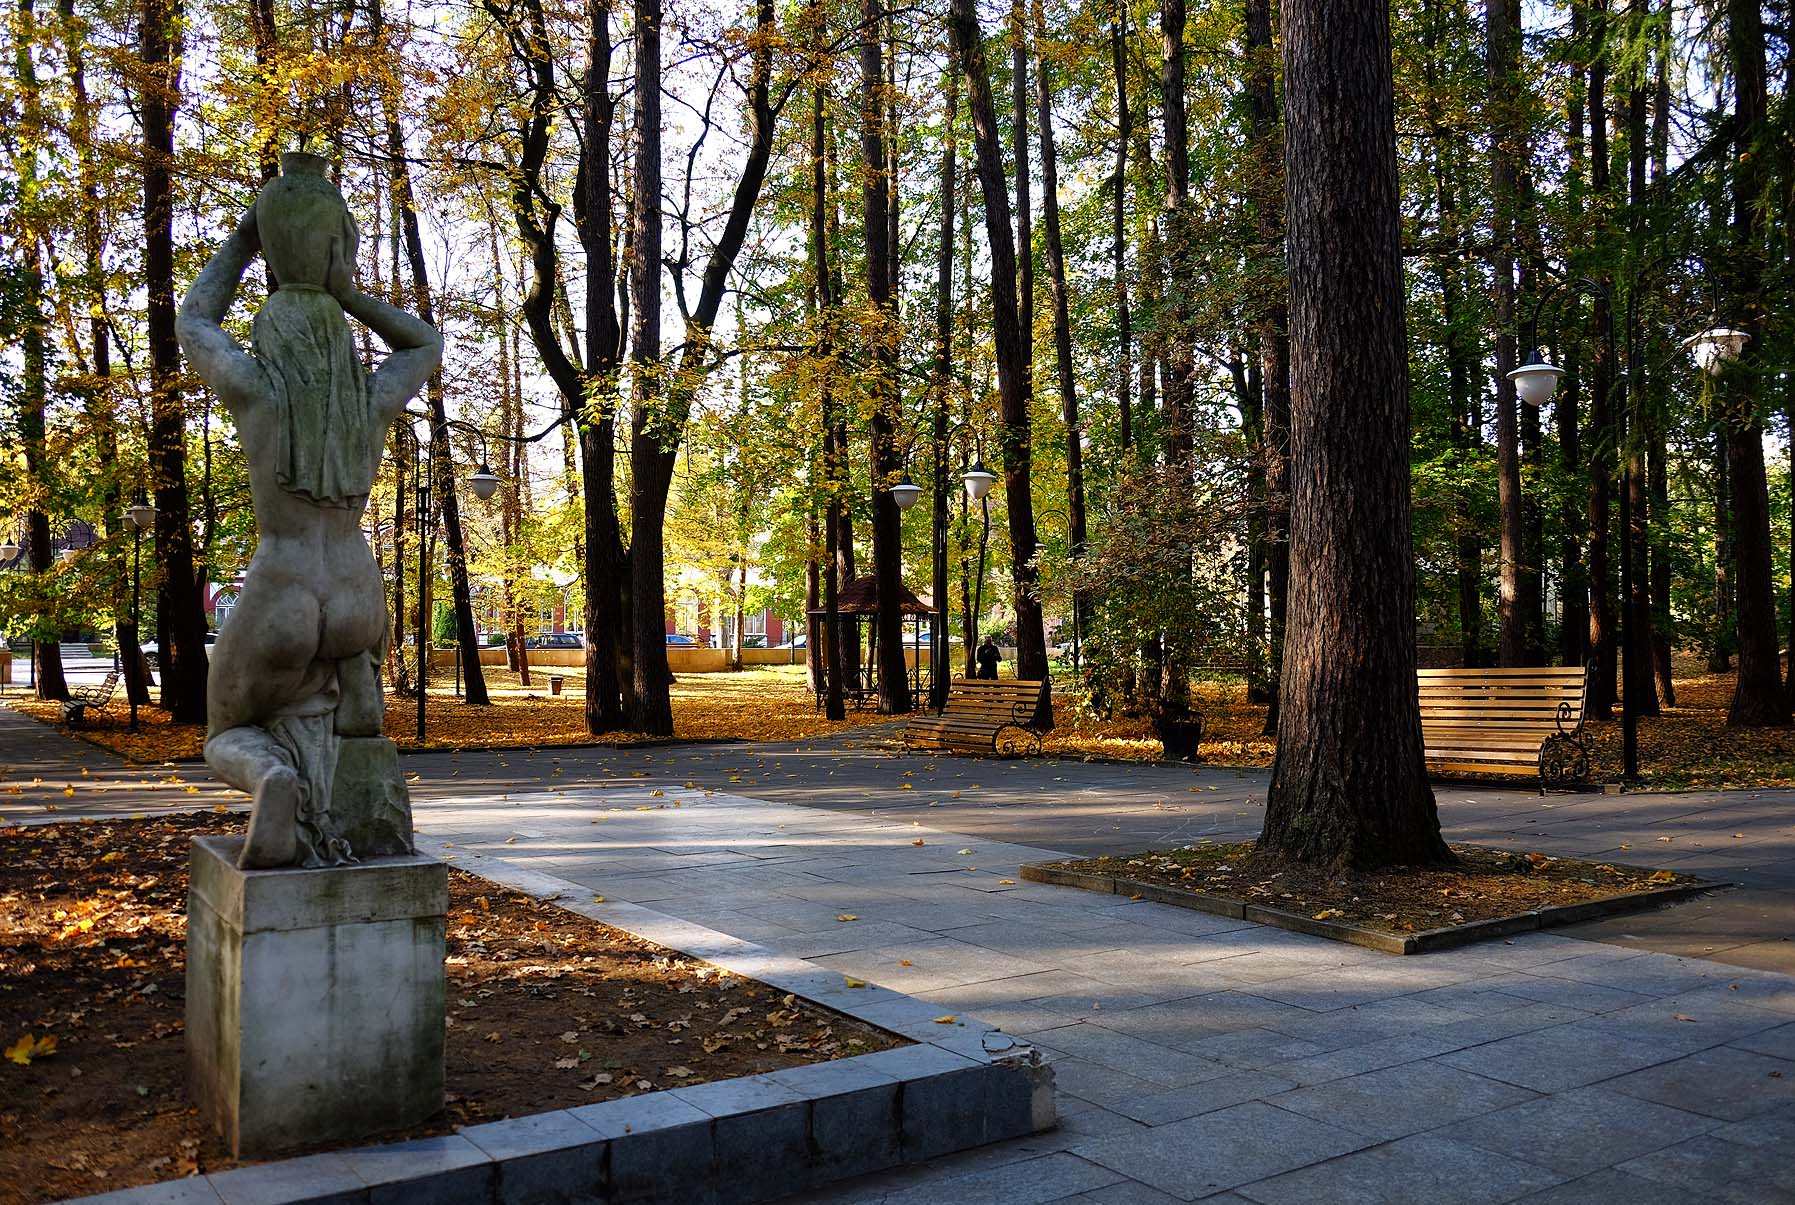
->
1019, 861, 1720, 954
61, 842, 1054, 1205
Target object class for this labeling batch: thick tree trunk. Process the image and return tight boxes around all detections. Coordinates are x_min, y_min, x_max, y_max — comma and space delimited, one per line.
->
1158, 0, 1193, 462
1585, 10, 1617, 717
1011, 3, 1031, 380
625, 0, 671, 734
1709, 427, 1735, 671
1722, 0, 1784, 727
1259, 0, 1448, 871
864, 0, 910, 714
949, 0, 1051, 694
143, 0, 207, 721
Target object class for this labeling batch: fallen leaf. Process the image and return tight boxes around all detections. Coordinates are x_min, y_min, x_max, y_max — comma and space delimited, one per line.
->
843, 976, 866, 989
1647, 870, 1677, 884
998, 879, 1015, 885
554, 1057, 580, 1070
1673, 1013, 1697, 1022
932, 1015, 957, 1024
899, 959, 912, 967
911, 839, 925, 846
5, 1033, 56, 1065
836, 914, 858, 922
1313, 909, 1344, 920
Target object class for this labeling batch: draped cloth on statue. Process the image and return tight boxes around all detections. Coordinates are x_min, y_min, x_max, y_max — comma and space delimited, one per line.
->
251, 284, 375, 507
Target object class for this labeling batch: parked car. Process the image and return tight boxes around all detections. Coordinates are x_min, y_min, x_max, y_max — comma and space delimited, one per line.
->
742, 634, 767, 649
141, 632, 215, 669
524, 632, 584, 650
666, 633, 698, 645
772, 634, 808, 650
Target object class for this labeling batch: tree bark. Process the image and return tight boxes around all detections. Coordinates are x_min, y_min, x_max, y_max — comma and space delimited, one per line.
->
864, 0, 910, 714
1488, 0, 1530, 667
813, 77, 846, 721
143, 0, 207, 721
1709, 427, 1735, 670
1260, 0, 1448, 870
1585, 3, 1617, 716
1722, 0, 1785, 727
1110, 15, 1131, 457
949, 0, 1051, 694
1158, 0, 1193, 462
930, 50, 958, 713
372, 0, 488, 707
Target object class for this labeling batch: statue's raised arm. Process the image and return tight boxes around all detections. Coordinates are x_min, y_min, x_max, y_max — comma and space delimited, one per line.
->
179, 151, 444, 871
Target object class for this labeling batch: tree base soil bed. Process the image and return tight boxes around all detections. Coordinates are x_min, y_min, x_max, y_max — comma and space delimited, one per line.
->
0, 814, 904, 1205
1023, 842, 1718, 955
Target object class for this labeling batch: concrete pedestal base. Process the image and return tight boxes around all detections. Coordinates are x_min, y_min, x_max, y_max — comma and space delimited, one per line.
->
186, 835, 447, 1158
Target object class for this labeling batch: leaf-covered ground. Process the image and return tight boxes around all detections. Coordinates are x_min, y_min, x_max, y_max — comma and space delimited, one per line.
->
0, 813, 902, 1205
16, 666, 893, 763
18, 657, 1795, 791
1040, 656, 1795, 791
1047, 841, 1710, 935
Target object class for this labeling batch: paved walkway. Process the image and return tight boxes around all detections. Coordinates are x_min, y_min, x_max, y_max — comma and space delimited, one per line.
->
6, 706, 1795, 1200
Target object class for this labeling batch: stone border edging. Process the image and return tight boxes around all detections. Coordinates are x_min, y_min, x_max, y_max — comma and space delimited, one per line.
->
1020, 861, 1718, 955
63, 844, 1053, 1205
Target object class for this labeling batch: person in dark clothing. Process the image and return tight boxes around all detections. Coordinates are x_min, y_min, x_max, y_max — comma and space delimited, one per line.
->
975, 637, 1001, 680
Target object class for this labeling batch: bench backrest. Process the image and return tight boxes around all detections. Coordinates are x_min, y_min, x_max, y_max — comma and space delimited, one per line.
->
943, 678, 1047, 725
1417, 665, 1589, 732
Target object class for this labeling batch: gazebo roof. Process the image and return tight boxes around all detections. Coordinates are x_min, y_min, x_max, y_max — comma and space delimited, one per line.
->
809, 575, 934, 617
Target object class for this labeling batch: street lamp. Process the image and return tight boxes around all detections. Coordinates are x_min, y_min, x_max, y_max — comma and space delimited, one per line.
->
391, 415, 502, 744
962, 463, 998, 501
125, 491, 157, 732
1680, 327, 1750, 377
889, 473, 923, 512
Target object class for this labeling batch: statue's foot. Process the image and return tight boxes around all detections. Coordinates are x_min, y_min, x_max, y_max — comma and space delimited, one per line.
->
239, 766, 300, 869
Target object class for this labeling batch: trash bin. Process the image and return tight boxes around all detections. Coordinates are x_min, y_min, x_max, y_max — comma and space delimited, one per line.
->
549, 676, 564, 696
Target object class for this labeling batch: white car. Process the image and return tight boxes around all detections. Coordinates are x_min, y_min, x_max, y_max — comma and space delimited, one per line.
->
140, 632, 215, 669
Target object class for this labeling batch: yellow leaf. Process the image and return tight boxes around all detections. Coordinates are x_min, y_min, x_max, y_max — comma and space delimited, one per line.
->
62, 786, 74, 797
843, 976, 866, 989
911, 839, 925, 846
1313, 909, 1344, 920
998, 879, 1015, 885
933, 1015, 957, 1024
5, 1033, 55, 1065
836, 914, 858, 922
900, 782, 913, 789
212, 805, 228, 813
185, 785, 200, 794
1647, 870, 1676, 884
899, 959, 912, 966
957, 849, 973, 856
650, 789, 665, 797
593, 895, 606, 903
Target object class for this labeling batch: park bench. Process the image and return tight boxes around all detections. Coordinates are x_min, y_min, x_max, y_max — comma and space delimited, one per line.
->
903, 677, 1048, 757
1419, 664, 1593, 786
63, 671, 121, 727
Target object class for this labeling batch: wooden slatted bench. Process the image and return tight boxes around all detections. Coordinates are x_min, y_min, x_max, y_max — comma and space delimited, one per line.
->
63, 671, 121, 727
1419, 664, 1593, 786
904, 678, 1048, 757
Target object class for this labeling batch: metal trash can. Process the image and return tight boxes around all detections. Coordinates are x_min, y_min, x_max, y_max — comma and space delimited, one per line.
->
549, 676, 564, 696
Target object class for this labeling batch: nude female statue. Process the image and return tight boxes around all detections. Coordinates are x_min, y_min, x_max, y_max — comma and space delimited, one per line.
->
177, 152, 441, 869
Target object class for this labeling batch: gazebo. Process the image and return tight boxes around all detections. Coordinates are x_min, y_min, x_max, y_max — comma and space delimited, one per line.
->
808, 575, 935, 708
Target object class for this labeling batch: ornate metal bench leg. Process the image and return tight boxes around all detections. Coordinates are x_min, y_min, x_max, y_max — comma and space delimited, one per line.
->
993, 725, 1042, 758
1538, 733, 1590, 788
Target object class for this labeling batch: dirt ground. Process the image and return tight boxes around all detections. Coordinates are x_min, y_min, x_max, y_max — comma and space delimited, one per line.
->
0, 813, 902, 1205
1049, 841, 1711, 935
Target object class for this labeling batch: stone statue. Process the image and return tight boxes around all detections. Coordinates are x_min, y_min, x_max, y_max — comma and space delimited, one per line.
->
177, 151, 442, 869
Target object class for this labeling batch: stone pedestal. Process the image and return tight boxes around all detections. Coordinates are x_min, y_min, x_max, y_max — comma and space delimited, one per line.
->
186, 835, 447, 1158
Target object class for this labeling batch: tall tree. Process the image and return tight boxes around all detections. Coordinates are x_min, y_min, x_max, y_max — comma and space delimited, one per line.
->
142, 0, 208, 722
863, 0, 910, 714
1259, 0, 1448, 869
1721, 0, 1785, 727
929, 48, 958, 712
1110, 10, 1131, 457
949, 0, 1050, 693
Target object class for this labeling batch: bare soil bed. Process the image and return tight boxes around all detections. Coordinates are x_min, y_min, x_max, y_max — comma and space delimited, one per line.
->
0, 813, 902, 1205
1047, 841, 1710, 935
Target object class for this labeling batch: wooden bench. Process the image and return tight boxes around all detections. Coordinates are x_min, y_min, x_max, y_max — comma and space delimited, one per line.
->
63, 671, 121, 727
1419, 664, 1593, 786
904, 678, 1047, 757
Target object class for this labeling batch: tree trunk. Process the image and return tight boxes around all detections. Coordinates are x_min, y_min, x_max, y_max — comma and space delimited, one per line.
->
1034, 0, 1085, 674
143, 0, 207, 721
1709, 427, 1735, 671
1010, 3, 1031, 381
1558, 5, 1587, 670
1259, 0, 1448, 871
813, 79, 846, 721
625, 0, 671, 734
373, 0, 487, 707
930, 51, 958, 713
1488, 0, 1529, 668
1158, 0, 1193, 463
1585, 6, 1617, 716
1111, 15, 1131, 457
949, 0, 1051, 695
1722, 0, 1783, 726
1245, 0, 1288, 725
864, 0, 910, 714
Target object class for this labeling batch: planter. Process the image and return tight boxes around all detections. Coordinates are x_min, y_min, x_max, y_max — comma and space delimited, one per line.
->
549, 676, 565, 696
1155, 715, 1204, 762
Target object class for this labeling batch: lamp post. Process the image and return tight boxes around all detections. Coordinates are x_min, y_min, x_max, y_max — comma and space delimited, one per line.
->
125, 491, 157, 732
391, 416, 501, 744
1506, 281, 1743, 783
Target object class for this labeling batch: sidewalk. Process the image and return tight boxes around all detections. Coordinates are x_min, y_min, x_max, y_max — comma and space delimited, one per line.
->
8, 707, 1794, 1200
406, 782, 1795, 1203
